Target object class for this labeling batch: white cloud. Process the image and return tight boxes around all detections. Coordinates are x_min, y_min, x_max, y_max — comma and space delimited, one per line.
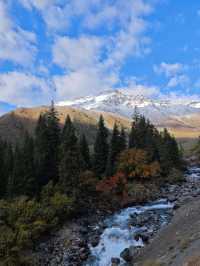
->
167, 74, 189, 88
120, 80, 159, 97
0, 72, 53, 106
53, 36, 104, 71
0, 1, 37, 65
51, 0, 154, 99
53, 68, 119, 100
19, 0, 52, 10
21, 0, 153, 63
154, 62, 184, 77
154, 62, 190, 89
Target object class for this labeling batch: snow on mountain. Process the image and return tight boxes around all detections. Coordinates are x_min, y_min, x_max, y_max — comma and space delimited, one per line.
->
57, 90, 200, 125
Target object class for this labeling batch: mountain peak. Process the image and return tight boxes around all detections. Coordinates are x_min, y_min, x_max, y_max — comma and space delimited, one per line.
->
57, 90, 200, 124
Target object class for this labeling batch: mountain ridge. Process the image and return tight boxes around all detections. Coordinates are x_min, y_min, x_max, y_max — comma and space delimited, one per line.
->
57, 90, 200, 138
57, 90, 200, 118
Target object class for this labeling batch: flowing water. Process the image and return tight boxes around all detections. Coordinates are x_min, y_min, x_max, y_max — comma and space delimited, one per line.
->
85, 199, 174, 266
85, 166, 200, 266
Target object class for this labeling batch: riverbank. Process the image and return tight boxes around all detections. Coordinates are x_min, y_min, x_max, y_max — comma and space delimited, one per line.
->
34, 166, 200, 266
133, 193, 200, 266
132, 166, 200, 266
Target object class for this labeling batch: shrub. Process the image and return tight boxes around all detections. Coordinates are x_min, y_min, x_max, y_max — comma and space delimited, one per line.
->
117, 149, 161, 180
96, 172, 127, 196
0, 184, 75, 264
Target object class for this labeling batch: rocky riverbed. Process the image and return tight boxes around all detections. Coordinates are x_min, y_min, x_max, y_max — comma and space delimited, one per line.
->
35, 166, 200, 266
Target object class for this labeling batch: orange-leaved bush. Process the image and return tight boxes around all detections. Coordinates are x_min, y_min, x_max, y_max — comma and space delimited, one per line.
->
117, 148, 161, 180
96, 172, 127, 196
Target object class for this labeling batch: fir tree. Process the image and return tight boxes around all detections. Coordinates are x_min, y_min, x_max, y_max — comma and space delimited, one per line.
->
93, 115, 109, 177
0, 139, 7, 198
4, 143, 14, 198
119, 127, 127, 152
158, 128, 182, 174
129, 114, 160, 162
22, 133, 37, 196
59, 115, 83, 195
35, 113, 49, 187
79, 134, 91, 170
35, 102, 60, 187
11, 144, 24, 196
46, 101, 60, 183
106, 123, 121, 177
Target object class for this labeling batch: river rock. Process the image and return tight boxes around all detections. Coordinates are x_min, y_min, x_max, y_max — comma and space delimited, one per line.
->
130, 211, 155, 227
90, 235, 100, 247
167, 195, 177, 202
120, 248, 132, 262
134, 232, 149, 243
111, 257, 120, 265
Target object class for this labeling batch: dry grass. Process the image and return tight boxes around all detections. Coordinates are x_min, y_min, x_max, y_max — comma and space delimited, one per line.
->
0, 106, 199, 145
0, 106, 131, 144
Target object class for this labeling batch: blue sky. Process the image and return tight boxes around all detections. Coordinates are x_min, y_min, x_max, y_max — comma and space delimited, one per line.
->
0, 0, 200, 114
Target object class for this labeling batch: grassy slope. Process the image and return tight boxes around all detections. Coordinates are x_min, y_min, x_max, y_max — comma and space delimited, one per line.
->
0, 106, 199, 149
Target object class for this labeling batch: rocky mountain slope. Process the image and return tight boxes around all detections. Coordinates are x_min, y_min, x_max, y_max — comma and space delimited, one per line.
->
0, 90, 200, 144
0, 106, 131, 144
57, 90, 200, 138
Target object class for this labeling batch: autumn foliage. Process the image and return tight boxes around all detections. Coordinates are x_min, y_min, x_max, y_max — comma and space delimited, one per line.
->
96, 172, 127, 195
117, 149, 161, 180
96, 148, 161, 199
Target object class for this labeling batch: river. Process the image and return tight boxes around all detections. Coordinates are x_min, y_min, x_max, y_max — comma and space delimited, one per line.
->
85, 166, 200, 266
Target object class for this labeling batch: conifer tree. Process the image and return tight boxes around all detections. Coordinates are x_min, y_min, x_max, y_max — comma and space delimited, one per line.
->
4, 143, 13, 198
0, 139, 7, 198
35, 113, 49, 187
46, 101, 60, 183
59, 115, 83, 195
22, 133, 37, 196
11, 144, 24, 196
79, 134, 91, 170
93, 115, 109, 177
106, 123, 121, 176
119, 127, 127, 152
129, 113, 160, 162
158, 128, 181, 174
35, 102, 60, 187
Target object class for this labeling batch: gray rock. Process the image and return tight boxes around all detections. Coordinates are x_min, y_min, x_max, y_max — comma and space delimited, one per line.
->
111, 257, 120, 265
90, 236, 100, 247
120, 248, 132, 262
134, 232, 149, 243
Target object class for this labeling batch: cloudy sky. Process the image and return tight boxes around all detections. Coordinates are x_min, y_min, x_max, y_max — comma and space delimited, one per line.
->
0, 0, 200, 114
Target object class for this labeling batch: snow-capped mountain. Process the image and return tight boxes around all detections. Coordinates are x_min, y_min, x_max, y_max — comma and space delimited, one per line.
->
57, 90, 200, 125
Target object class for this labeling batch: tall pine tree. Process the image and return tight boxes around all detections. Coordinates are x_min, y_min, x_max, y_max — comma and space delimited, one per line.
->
59, 115, 83, 195
0, 139, 9, 198
46, 101, 60, 183
93, 115, 109, 177
119, 127, 127, 152
22, 133, 36, 196
106, 123, 121, 176
35, 102, 60, 188
79, 134, 91, 170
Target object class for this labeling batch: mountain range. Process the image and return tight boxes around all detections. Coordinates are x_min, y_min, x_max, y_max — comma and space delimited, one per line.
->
0, 90, 199, 144
57, 90, 200, 138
